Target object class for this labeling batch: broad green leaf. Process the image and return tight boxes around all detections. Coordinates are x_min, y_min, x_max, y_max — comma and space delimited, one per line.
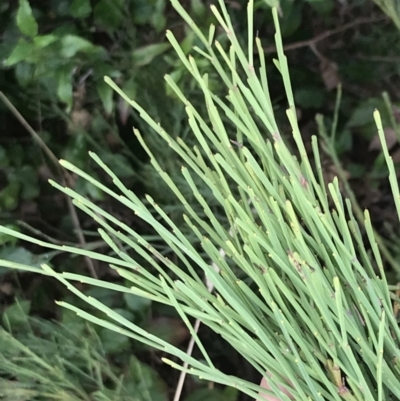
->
145, 317, 189, 346
151, 13, 166, 33
124, 293, 152, 312
0, 182, 20, 211
191, 0, 206, 18
63, 134, 88, 168
306, 0, 335, 14
130, 0, 153, 25
96, 80, 114, 115
16, 0, 38, 37
132, 43, 170, 67
294, 88, 325, 109
33, 34, 58, 48
70, 0, 92, 18
97, 153, 134, 178
0, 146, 8, 168
150, 0, 167, 32
180, 30, 196, 55
57, 71, 73, 110
15, 62, 34, 86
100, 325, 130, 353
128, 355, 168, 401
121, 76, 137, 99
0, 246, 58, 268
4, 39, 34, 66
61, 308, 86, 336
93, 0, 124, 31
75, 178, 105, 201
60, 35, 97, 58
222, 387, 239, 401
280, 1, 303, 37
10, 166, 39, 200
348, 102, 372, 128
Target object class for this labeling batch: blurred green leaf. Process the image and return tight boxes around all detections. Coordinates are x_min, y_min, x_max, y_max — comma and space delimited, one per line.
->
347, 162, 367, 179
2, 299, 31, 328
70, 0, 92, 18
51, 0, 72, 16
222, 387, 239, 401
97, 80, 114, 115
60, 35, 98, 58
7, 144, 24, 167
57, 70, 73, 109
180, 31, 196, 55
346, 98, 386, 128
0, 146, 9, 168
100, 325, 130, 353
128, 355, 168, 401
307, 0, 335, 15
124, 293, 151, 312
184, 387, 239, 401
14, 62, 34, 86
61, 308, 86, 336
335, 128, 353, 155
294, 88, 325, 109
33, 34, 58, 49
0, 225, 20, 247
191, 0, 206, 19
0, 182, 20, 211
4, 39, 34, 66
63, 133, 88, 167
94, 0, 124, 31
150, 0, 167, 32
13, 166, 39, 200
98, 153, 134, 178
113, 308, 135, 322
16, 0, 38, 38
132, 43, 170, 67
122, 76, 138, 99
145, 317, 188, 346
130, 0, 153, 25
85, 286, 116, 308
0, 246, 58, 268
76, 178, 105, 201
280, 0, 303, 37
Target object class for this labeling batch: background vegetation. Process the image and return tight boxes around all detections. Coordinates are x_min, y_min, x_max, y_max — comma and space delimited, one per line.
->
1, 0, 400, 400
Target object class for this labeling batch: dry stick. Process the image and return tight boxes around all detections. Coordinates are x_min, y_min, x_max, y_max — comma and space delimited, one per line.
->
263, 15, 388, 54
0, 91, 98, 279
173, 318, 202, 401
355, 54, 400, 63
16, 220, 79, 247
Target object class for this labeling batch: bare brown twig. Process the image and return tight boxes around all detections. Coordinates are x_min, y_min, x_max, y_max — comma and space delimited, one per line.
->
0, 91, 98, 279
264, 15, 388, 54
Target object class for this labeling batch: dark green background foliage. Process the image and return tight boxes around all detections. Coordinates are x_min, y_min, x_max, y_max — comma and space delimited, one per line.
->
1, 0, 400, 399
